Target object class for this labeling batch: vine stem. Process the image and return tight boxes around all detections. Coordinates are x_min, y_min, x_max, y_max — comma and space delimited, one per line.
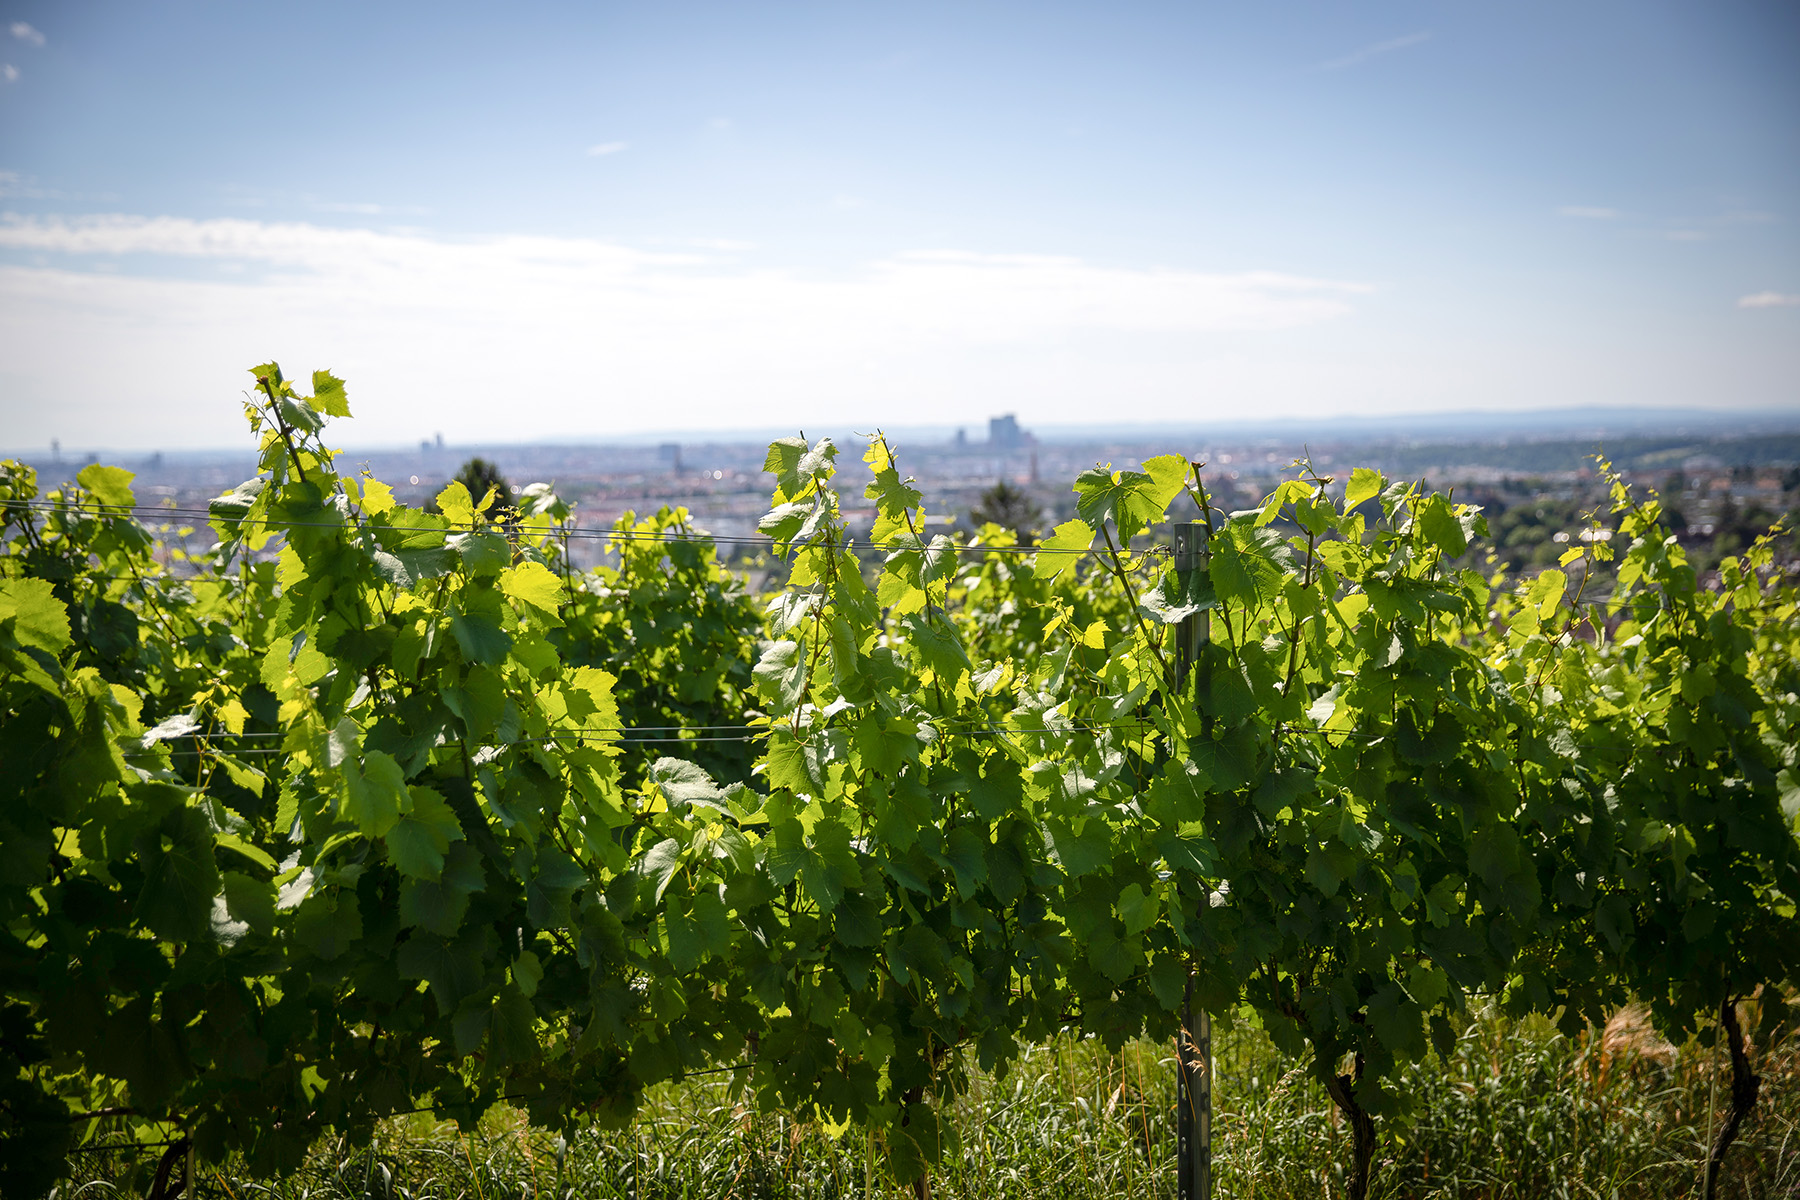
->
1280, 517, 1320, 702
1188, 463, 1241, 653
257, 377, 310, 487
1097, 520, 1170, 686
884, 434, 950, 714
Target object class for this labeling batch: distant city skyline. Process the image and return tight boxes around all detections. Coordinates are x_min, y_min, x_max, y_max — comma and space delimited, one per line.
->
2, 0, 1797, 451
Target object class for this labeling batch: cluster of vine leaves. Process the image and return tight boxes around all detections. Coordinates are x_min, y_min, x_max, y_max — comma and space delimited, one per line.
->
0, 364, 1795, 1199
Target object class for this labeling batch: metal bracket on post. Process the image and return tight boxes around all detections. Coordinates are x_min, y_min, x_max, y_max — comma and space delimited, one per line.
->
1172, 520, 1212, 1200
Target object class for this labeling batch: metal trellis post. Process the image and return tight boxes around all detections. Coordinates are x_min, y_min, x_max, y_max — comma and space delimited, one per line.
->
1173, 520, 1212, 1200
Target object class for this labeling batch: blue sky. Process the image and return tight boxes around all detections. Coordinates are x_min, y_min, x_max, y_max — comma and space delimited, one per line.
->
1, 0, 1796, 450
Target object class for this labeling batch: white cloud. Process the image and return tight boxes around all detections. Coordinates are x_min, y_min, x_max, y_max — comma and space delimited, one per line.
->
1316, 32, 1431, 72
1738, 291, 1800, 309
2, 64, 17, 84
1559, 206, 1618, 220
0, 213, 1371, 446
310, 199, 432, 216
9, 22, 44, 47
586, 141, 628, 157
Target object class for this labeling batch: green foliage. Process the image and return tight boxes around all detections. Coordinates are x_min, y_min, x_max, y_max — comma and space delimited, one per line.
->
449, 457, 513, 518
3, 369, 1798, 1199
968, 480, 1043, 545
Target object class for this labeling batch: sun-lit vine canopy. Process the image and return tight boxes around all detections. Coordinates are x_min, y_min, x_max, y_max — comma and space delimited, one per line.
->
1, 365, 1796, 1200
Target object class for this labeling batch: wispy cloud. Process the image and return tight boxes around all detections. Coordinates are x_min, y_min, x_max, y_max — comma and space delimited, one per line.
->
0, 171, 118, 203
1316, 31, 1431, 72
0, 212, 1370, 444
1738, 291, 1800, 309
1559, 206, 1619, 220
0, 170, 57, 199
586, 141, 628, 157
2, 64, 17, 84
310, 199, 432, 216
9, 22, 44, 47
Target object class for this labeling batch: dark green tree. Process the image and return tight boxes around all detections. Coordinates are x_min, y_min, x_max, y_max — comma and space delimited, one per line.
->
968, 479, 1043, 545
454, 457, 513, 516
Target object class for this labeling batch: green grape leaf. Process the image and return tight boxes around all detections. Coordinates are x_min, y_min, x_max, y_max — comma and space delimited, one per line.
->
209, 477, 267, 536
752, 639, 808, 711
0, 578, 72, 653
499, 562, 565, 623
452, 531, 511, 575
397, 928, 491, 1010
526, 843, 586, 927
278, 396, 324, 434
1190, 725, 1260, 791
221, 870, 277, 935
767, 737, 824, 796
864, 438, 923, 517
76, 463, 136, 511
1045, 818, 1111, 878
1417, 494, 1468, 557
904, 613, 970, 682
387, 786, 466, 880
134, 809, 221, 943
888, 1104, 940, 1184
1148, 956, 1188, 1010
1075, 460, 1182, 541
637, 838, 684, 904
400, 843, 484, 936
450, 611, 512, 665
763, 437, 809, 500
1344, 466, 1384, 512
344, 750, 407, 836
1367, 982, 1427, 1059
1033, 518, 1094, 581
1117, 882, 1160, 935
213, 831, 276, 873
666, 888, 732, 972
1139, 565, 1216, 625
758, 501, 810, 543
360, 477, 395, 514
1210, 522, 1287, 607
1142, 454, 1191, 516
437, 481, 476, 526
648, 758, 728, 812
310, 369, 351, 416
478, 984, 540, 1066
1779, 768, 1800, 826
511, 950, 544, 998
294, 888, 363, 960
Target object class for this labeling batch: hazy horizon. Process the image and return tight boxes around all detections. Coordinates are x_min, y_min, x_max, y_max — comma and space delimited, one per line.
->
11, 402, 1800, 463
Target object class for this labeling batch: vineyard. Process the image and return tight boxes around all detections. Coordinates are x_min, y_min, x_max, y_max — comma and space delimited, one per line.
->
3, 364, 1799, 1199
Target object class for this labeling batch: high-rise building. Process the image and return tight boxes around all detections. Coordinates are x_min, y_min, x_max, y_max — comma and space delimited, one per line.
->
988, 414, 1031, 450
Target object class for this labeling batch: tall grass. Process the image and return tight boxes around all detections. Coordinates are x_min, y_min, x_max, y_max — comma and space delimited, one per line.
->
56, 1004, 1800, 1199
